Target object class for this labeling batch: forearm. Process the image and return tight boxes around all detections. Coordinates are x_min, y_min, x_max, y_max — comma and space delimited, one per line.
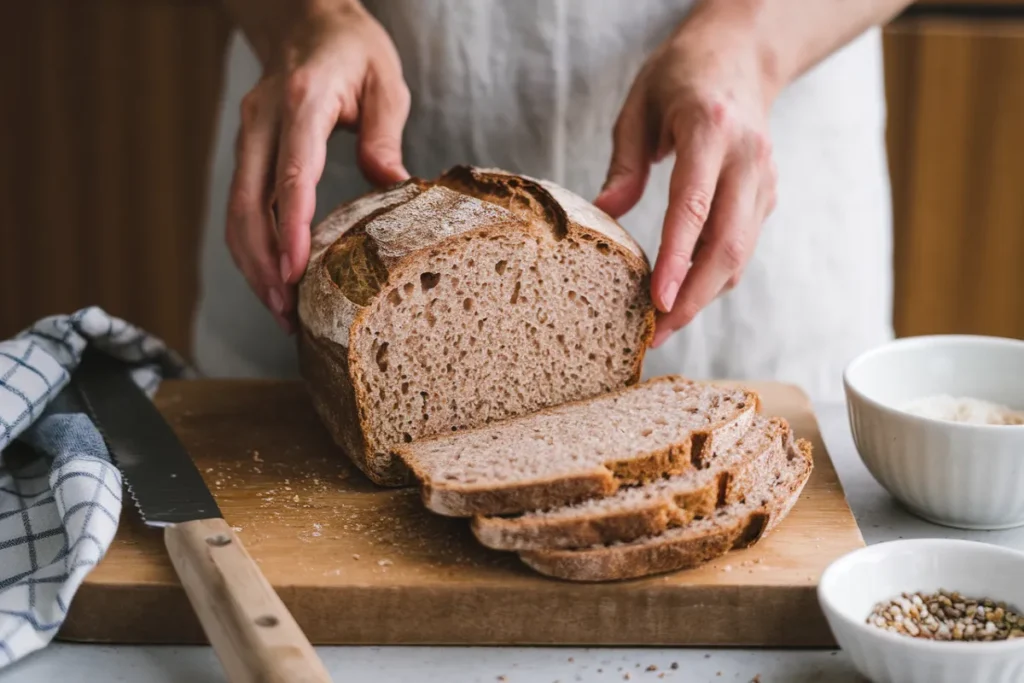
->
220, 0, 365, 67
684, 0, 914, 101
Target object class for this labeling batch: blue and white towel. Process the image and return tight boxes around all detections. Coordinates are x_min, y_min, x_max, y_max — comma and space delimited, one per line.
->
0, 307, 191, 667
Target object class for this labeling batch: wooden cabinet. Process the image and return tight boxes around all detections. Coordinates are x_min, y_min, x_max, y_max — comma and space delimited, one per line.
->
884, 13, 1024, 339
0, 1, 229, 356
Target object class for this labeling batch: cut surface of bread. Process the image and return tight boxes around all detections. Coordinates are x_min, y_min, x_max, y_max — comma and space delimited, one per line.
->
518, 436, 814, 582
394, 376, 760, 517
471, 415, 791, 551
297, 167, 655, 486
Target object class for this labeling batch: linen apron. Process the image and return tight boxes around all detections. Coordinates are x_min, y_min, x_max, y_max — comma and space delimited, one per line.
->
192, 0, 893, 404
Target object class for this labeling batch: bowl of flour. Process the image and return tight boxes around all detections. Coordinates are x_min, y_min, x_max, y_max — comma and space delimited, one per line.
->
844, 335, 1024, 529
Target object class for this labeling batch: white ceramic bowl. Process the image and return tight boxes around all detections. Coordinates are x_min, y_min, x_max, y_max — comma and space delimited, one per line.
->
819, 539, 1024, 683
844, 335, 1024, 529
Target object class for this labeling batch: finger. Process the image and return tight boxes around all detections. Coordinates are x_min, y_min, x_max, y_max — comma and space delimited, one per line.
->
226, 89, 292, 333
275, 70, 339, 287
650, 119, 728, 314
593, 82, 651, 219
358, 69, 411, 187
652, 159, 758, 348
715, 168, 775, 297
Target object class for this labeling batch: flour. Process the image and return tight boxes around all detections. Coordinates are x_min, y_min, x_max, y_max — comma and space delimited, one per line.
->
900, 395, 1024, 426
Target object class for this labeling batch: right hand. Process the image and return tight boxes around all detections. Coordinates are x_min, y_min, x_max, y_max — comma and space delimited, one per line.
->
226, 2, 411, 333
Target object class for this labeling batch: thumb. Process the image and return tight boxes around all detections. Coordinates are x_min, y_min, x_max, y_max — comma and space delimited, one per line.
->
594, 89, 651, 219
357, 70, 412, 187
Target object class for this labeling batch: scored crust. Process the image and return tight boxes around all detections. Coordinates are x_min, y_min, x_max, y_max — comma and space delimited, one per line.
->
470, 416, 792, 551
393, 376, 762, 517
297, 167, 656, 486
517, 438, 814, 582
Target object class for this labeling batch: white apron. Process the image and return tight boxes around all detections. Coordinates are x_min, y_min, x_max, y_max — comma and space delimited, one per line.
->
192, 0, 893, 404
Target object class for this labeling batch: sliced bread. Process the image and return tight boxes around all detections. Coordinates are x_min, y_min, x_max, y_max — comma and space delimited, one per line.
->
297, 166, 655, 486
518, 436, 814, 582
393, 376, 761, 517
471, 415, 792, 551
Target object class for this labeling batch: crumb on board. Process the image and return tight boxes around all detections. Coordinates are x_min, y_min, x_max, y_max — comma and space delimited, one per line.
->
352, 554, 360, 560
645, 665, 657, 672
750, 676, 761, 683
497, 676, 506, 682
231, 526, 242, 533
673, 661, 681, 667
623, 674, 631, 681
293, 495, 300, 503
378, 559, 393, 567
252, 451, 263, 462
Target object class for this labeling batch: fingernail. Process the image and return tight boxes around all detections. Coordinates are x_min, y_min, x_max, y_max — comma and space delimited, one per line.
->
279, 252, 292, 283
657, 278, 681, 313
268, 288, 285, 315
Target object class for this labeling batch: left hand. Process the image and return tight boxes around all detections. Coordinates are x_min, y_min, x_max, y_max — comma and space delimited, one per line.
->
594, 5, 780, 349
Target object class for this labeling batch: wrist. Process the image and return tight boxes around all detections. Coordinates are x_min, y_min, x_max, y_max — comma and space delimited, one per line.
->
225, 0, 367, 69
676, 0, 788, 109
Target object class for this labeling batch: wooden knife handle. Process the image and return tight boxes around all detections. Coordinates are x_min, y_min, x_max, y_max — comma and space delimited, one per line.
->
164, 518, 332, 683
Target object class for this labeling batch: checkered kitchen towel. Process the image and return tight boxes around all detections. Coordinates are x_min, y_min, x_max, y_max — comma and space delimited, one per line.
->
0, 307, 191, 667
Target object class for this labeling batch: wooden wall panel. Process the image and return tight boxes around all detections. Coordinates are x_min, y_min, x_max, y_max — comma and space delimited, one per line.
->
884, 18, 1024, 339
0, 2, 229, 357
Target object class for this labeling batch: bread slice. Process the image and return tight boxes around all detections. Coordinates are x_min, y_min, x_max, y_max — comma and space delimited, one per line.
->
297, 166, 655, 486
394, 376, 761, 517
471, 415, 791, 551
518, 436, 813, 582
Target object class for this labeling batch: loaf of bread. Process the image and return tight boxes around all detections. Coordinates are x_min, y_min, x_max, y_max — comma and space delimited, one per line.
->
518, 435, 814, 582
297, 166, 655, 486
470, 415, 793, 551
394, 376, 761, 517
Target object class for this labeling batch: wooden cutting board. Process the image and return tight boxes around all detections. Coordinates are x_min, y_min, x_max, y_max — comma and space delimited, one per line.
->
57, 379, 863, 647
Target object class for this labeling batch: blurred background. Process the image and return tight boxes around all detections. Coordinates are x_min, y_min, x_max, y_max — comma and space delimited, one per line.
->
1, 0, 1023, 360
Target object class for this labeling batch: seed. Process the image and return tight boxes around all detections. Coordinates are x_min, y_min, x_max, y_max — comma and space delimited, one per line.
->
867, 591, 1024, 643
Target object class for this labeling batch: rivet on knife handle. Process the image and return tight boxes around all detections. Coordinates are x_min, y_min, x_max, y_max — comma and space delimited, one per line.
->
165, 518, 332, 683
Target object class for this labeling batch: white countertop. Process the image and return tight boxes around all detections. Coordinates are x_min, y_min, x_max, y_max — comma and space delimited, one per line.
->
5, 402, 1024, 683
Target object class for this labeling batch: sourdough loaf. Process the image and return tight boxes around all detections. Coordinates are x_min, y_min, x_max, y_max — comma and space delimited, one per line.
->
394, 376, 761, 517
471, 415, 792, 551
518, 436, 814, 582
297, 166, 655, 486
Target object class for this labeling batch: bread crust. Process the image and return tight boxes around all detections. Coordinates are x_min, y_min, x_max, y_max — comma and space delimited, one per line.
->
394, 376, 760, 517
296, 168, 656, 486
470, 417, 792, 551
517, 439, 814, 582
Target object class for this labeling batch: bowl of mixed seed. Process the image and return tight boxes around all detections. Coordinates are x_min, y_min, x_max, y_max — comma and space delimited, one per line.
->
818, 538, 1024, 683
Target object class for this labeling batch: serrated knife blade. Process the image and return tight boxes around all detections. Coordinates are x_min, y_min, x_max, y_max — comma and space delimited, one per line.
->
73, 348, 220, 526
73, 348, 331, 683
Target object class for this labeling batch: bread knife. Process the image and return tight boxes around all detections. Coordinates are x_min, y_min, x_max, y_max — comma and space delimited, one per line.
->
72, 348, 332, 683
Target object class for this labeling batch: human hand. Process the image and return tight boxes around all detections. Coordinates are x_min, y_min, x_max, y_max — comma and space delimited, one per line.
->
594, 3, 780, 349
226, 1, 410, 333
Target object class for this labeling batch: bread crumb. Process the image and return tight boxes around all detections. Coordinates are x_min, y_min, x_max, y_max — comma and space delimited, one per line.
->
497, 677, 506, 682
673, 661, 681, 668
352, 554, 360, 560
215, 480, 223, 486
568, 657, 574, 662
284, 486, 292, 491
623, 674, 631, 681
252, 451, 263, 462
232, 526, 242, 533
750, 676, 761, 683
646, 665, 657, 672
205, 468, 213, 473
293, 495, 300, 503
378, 559, 393, 567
